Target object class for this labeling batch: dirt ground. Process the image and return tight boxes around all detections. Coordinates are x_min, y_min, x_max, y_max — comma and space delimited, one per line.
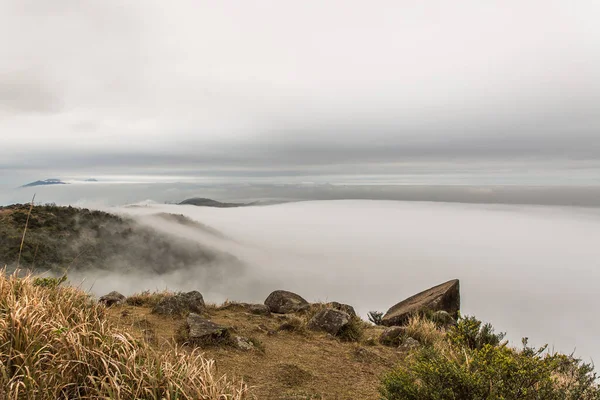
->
107, 303, 404, 399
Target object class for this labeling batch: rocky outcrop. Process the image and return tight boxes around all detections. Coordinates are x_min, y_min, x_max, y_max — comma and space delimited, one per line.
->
185, 313, 230, 344
153, 291, 205, 316
382, 279, 460, 326
99, 291, 126, 306
307, 309, 350, 335
264, 290, 309, 314
326, 301, 357, 318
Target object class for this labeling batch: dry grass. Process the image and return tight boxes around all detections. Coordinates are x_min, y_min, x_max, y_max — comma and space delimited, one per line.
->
0, 271, 249, 400
125, 289, 173, 307
404, 314, 447, 347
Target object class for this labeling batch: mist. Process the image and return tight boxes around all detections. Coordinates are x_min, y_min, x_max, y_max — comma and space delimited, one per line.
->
61, 200, 600, 364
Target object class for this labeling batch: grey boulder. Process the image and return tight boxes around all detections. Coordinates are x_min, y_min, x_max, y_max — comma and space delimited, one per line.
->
264, 290, 309, 314
153, 291, 205, 316
307, 309, 350, 336
99, 291, 126, 307
186, 313, 230, 344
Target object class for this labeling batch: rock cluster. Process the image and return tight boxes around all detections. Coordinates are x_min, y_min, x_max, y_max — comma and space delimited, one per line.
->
99, 279, 461, 353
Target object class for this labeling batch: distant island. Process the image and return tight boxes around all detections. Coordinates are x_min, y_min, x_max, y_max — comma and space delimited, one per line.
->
19, 178, 100, 188
20, 178, 68, 188
178, 197, 251, 208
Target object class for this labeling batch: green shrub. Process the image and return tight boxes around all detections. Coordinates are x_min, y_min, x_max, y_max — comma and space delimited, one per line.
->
380, 318, 600, 400
32, 275, 67, 289
447, 315, 505, 350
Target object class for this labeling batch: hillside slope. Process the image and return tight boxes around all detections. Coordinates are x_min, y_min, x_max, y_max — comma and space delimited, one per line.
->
108, 299, 402, 399
0, 203, 243, 276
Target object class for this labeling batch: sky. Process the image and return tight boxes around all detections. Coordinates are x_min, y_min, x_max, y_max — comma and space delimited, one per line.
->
1, 1, 600, 184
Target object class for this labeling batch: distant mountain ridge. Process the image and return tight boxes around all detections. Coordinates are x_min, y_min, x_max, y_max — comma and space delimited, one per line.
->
20, 179, 68, 188
0, 203, 244, 276
178, 198, 252, 208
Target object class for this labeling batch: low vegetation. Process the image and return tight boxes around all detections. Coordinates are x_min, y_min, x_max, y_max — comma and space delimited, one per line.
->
0, 203, 243, 276
381, 315, 600, 400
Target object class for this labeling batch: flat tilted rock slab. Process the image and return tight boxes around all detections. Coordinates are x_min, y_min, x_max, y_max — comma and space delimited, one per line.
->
382, 279, 460, 326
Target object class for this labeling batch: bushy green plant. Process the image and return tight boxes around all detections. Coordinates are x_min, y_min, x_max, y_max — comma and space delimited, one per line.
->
32, 274, 67, 288
447, 315, 505, 350
380, 317, 600, 400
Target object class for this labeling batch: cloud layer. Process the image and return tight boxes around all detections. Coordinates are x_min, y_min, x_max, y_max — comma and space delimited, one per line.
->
1, 1, 599, 179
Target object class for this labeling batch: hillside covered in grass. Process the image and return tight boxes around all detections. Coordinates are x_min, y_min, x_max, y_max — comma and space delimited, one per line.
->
0, 203, 244, 276
2, 271, 599, 399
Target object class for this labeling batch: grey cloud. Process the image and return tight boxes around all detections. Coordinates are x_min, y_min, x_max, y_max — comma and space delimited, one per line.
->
0, 1, 599, 180
0, 71, 63, 114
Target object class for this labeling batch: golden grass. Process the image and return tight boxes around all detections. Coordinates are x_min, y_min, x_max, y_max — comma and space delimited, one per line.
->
404, 314, 447, 347
0, 271, 249, 400
125, 289, 173, 308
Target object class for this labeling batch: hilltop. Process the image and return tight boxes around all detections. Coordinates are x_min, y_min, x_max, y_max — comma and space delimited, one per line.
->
0, 203, 243, 276
179, 197, 251, 207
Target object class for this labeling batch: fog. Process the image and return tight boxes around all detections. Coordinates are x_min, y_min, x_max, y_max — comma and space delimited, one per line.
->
65, 200, 600, 364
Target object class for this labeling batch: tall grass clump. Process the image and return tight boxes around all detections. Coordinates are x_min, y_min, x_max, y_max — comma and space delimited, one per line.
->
0, 270, 249, 400
403, 315, 446, 347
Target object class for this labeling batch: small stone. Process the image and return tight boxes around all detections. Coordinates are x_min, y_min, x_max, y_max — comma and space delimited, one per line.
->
234, 336, 255, 351
399, 337, 420, 351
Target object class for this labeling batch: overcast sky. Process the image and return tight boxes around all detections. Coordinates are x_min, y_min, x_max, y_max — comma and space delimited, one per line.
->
1, 1, 599, 182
